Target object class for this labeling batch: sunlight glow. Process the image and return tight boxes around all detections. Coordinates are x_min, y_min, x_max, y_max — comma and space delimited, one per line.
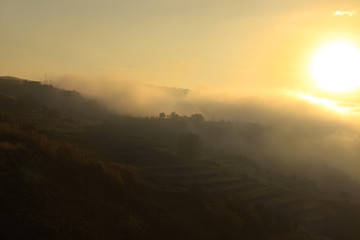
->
333, 10, 356, 17
298, 93, 351, 113
310, 40, 360, 93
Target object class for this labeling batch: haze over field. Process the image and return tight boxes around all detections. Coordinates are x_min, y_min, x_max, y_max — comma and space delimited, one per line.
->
2, 0, 360, 181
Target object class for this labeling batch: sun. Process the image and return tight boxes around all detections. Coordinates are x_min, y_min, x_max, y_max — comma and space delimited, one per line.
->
310, 40, 360, 92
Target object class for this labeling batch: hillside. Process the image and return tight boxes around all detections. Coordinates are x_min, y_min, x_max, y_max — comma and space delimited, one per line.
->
0, 119, 307, 240
1, 76, 360, 239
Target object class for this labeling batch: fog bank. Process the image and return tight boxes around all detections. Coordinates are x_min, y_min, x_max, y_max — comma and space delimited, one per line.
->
51, 75, 360, 181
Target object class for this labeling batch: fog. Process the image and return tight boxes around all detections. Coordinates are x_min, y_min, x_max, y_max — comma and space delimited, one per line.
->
51, 75, 360, 182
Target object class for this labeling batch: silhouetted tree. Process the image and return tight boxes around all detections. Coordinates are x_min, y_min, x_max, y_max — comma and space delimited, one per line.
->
190, 113, 204, 122
159, 112, 166, 118
169, 112, 180, 119
178, 133, 202, 159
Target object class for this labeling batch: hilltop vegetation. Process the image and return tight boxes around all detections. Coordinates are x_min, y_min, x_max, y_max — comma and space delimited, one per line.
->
1, 76, 360, 239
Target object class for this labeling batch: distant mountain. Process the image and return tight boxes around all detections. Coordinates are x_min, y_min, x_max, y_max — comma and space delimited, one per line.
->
0, 76, 116, 128
157, 85, 190, 98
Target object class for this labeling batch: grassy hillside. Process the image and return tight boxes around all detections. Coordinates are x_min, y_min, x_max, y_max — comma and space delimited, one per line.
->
0, 120, 311, 240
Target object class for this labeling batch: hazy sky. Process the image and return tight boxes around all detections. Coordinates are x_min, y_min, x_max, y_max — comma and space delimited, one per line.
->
1, 0, 360, 90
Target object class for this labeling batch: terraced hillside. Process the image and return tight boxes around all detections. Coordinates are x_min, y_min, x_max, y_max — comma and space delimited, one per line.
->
1, 118, 317, 240
69, 121, 360, 239
140, 153, 360, 239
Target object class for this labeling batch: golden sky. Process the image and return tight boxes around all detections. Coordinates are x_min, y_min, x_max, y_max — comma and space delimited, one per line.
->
1, 0, 360, 91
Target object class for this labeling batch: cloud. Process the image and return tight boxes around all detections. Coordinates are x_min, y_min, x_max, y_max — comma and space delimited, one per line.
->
333, 10, 356, 17
49, 74, 360, 182
297, 93, 360, 113
50, 74, 190, 116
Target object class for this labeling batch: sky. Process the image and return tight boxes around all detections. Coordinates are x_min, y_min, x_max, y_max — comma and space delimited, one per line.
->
1, 0, 360, 90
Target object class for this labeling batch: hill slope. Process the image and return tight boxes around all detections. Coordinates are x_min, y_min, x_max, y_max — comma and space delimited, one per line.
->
1, 76, 360, 239
0, 120, 305, 240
